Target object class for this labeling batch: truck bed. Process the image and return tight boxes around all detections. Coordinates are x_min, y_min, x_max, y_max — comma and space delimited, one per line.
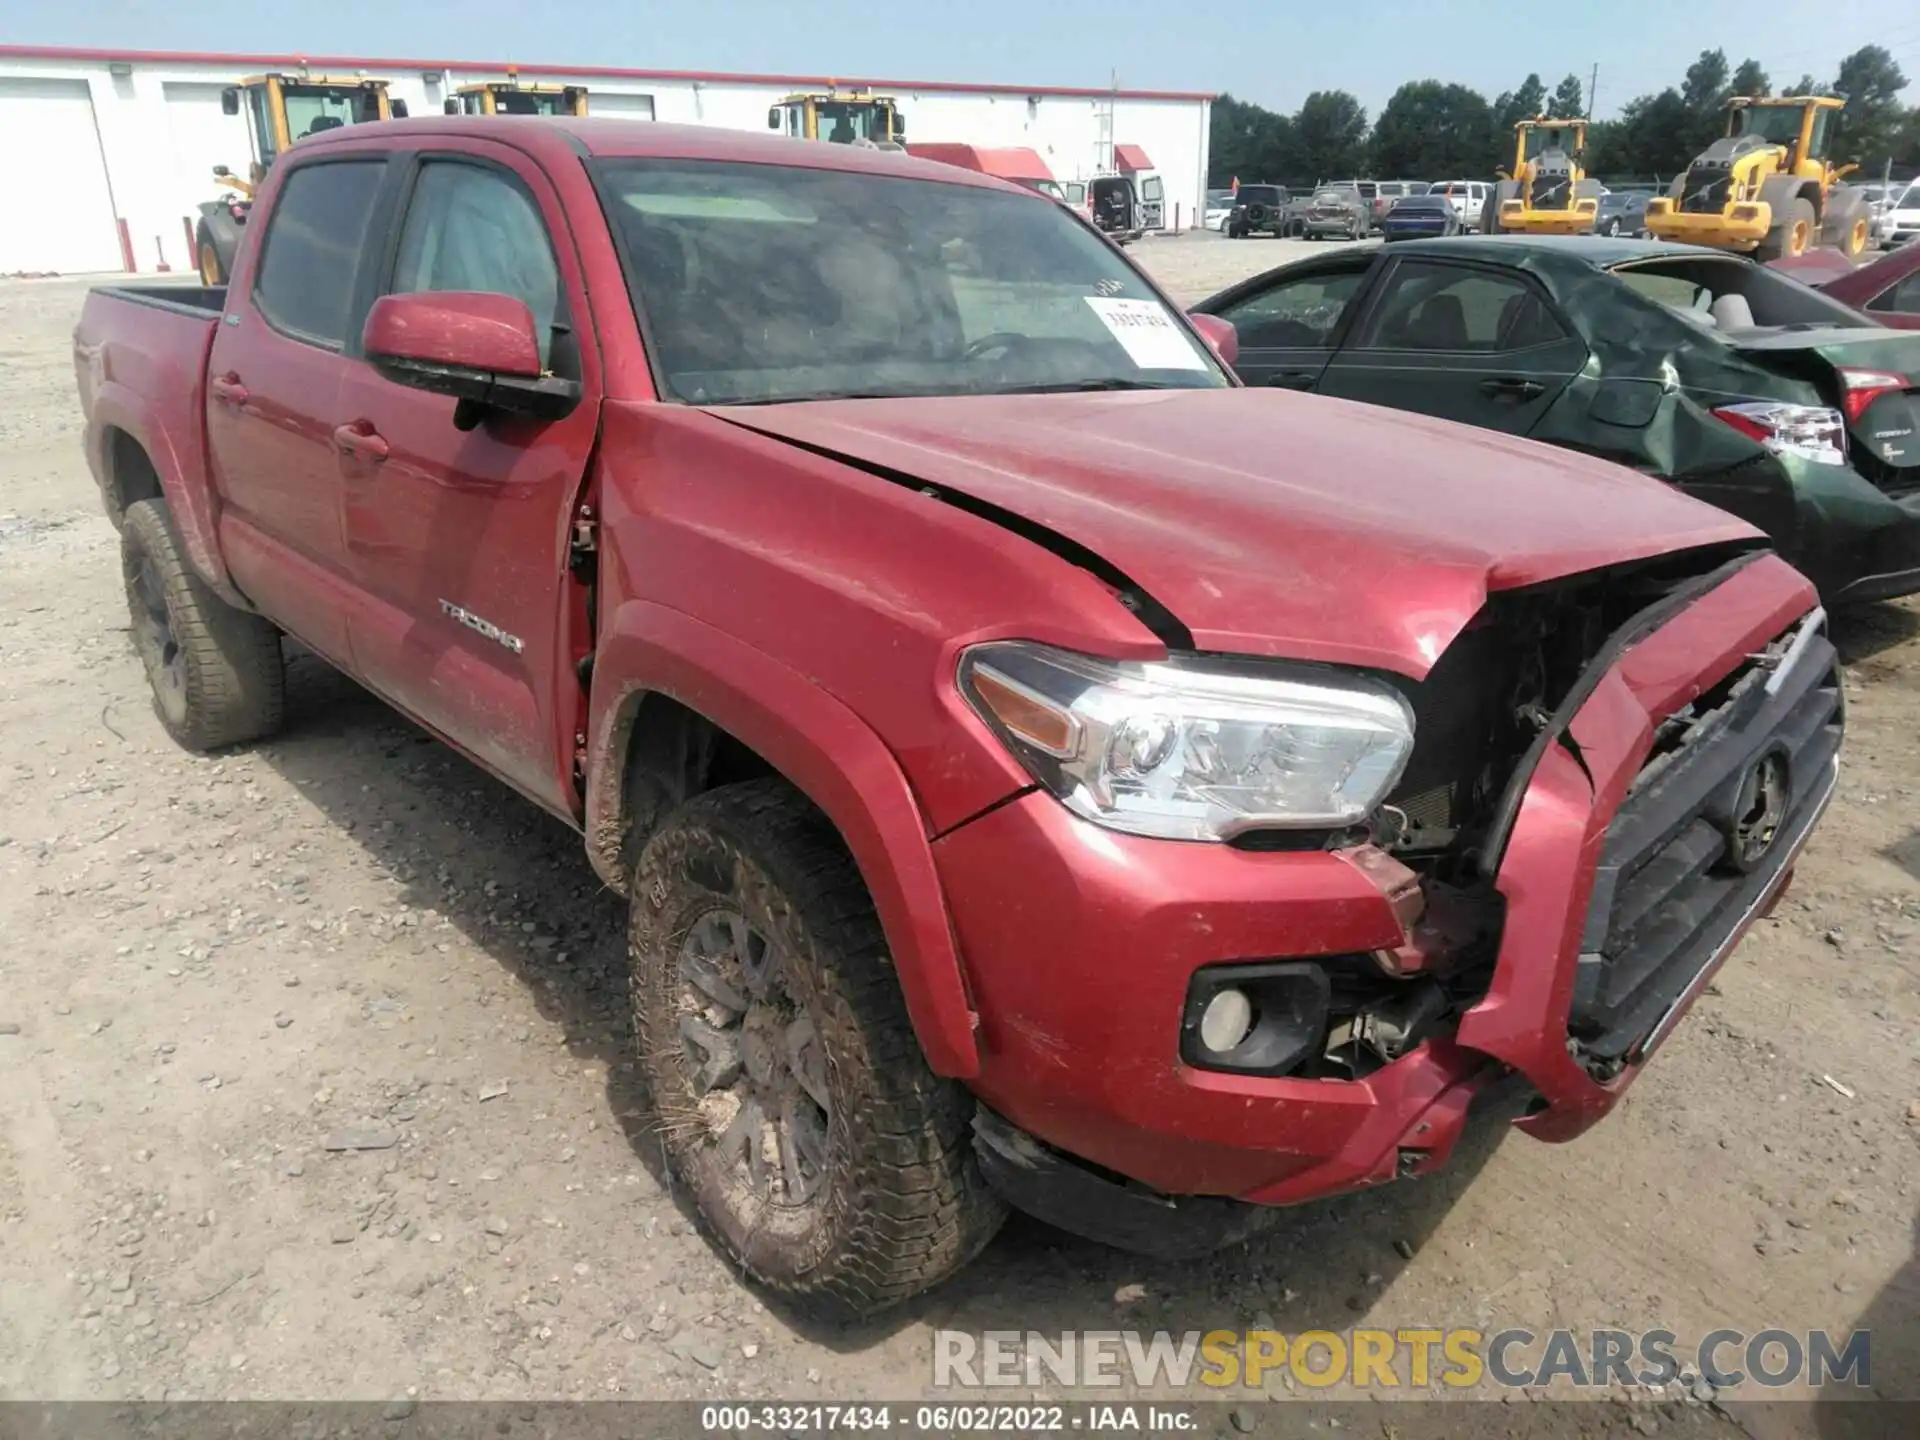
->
73, 283, 228, 533
90, 284, 228, 318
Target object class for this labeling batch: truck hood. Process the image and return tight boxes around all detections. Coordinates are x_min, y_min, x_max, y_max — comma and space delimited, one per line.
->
712, 387, 1760, 677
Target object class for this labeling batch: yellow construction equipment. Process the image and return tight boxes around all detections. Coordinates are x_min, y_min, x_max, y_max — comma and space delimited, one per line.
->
1484, 118, 1601, 236
198, 73, 406, 283
1642, 94, 1873, 260
445, 73, 589, 117
767, 87, 905, 148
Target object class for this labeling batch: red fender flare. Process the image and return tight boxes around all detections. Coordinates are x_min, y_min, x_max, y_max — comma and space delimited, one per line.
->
584, 600, 981, 1079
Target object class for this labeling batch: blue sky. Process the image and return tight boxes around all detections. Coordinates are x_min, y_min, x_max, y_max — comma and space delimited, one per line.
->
12, 0, 1920, 117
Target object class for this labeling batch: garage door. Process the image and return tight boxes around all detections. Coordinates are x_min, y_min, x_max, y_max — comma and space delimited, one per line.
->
0, 77, 123, 275
592, 90, 655, 121
164, 81, 250, 241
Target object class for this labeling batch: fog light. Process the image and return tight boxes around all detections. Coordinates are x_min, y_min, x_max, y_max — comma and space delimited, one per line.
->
1199, 988, 1254, 1052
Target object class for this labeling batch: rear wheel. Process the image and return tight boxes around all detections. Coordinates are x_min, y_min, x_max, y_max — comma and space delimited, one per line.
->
120, 499, 284, 751
629, 780, 1004, 1319
1757, 198, 1817, 262
1602, 217, 1622, 237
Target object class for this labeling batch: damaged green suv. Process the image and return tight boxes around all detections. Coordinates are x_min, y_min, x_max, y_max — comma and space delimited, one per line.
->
1195, 235, 1920, 602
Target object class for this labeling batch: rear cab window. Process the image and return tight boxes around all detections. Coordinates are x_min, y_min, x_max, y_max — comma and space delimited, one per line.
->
252, 159, 389, 348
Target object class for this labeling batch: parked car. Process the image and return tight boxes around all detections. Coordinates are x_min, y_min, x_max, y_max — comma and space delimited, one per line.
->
1814, 240, 1920, 329
1594, 188, 1655, 238
1369, 180, 1429, 231
1429, 180, 1492, 232
1883, 178, 1920, 249
75, 121, 1838, 1316
1380, 194, 1461, 242
1301, 184, 1369, 240
1193, 235, 1920, 602
1227, 183, 1292, 238
1204, 188, 1235, 231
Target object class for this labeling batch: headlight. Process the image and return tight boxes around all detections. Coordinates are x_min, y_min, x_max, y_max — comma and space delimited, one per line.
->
959, 642, 1415, 842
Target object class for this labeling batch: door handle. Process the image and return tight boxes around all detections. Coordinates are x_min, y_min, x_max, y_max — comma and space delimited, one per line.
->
1480, 377, 1546, 401
331, 421, 390, 463
209, 373, 249, 406
1268, 371, 1319, 391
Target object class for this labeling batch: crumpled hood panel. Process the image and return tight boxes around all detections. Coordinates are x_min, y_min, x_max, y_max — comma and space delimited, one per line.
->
714, 387, 1761, 677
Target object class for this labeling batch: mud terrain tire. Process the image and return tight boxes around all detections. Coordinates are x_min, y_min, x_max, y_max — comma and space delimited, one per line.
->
120, 498, 284, 751
629, 778, 1004, 1319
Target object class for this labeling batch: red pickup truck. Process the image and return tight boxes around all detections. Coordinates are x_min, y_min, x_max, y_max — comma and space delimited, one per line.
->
74, 117, 1841, 1318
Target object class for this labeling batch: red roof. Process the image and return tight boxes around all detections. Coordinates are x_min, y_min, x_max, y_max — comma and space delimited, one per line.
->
0, 45, 1214, 102
906, 144, 1055, 183
1114, 144, 1154, 172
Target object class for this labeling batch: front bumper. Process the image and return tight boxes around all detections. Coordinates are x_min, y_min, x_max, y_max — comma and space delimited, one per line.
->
935, 556, 1830, 1221
1498, 199, 1599, 236
1644, 200, 1772, 249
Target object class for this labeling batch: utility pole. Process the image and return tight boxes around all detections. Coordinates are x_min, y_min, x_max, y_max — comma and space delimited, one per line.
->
1587, 62, 1599, 119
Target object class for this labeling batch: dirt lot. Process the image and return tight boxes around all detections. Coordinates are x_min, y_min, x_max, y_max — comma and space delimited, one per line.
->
1, 233, 1916, 1430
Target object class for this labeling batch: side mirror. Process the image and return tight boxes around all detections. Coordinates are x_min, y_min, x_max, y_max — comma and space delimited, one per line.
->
212, 164, 232, 179
362, 292, 580, 421
767, 107, 782, 130
444, 97, 460, 115
892, 109, 906, 139
390, 98, 409, 119
1187, 312, 1238, 368
221, 87, 240, 116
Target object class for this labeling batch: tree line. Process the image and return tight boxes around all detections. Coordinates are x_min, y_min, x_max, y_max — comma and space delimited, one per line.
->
1209, 45, 1920, 187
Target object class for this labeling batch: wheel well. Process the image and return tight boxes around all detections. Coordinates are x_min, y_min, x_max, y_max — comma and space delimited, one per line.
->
605, 692, 779, 886
104, 428, 162, 526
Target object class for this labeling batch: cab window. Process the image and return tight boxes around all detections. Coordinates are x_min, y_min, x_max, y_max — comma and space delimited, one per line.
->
1356, 262, 1568, 352
388, 161, 563, 367
253, 159, 388, 348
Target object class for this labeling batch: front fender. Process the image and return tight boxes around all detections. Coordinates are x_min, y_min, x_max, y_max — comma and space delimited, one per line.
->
584, 599, 981, 1079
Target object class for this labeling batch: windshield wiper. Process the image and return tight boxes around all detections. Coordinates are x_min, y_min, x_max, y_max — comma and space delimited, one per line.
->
988, 378, 1201, 395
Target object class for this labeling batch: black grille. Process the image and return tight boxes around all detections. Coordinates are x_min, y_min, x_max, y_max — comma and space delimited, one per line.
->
1526, 174, 1572, 211
1679, 164, 1732, 214
1569, 614, 1841, 1067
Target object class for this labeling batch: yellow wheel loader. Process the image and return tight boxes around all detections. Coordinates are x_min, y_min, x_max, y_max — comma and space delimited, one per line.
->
1482, 118, 1602, 236
197, 73, 406, 284
767, 87, 906, 148
445, 75, 589, 117
1642, 95, 1873, 261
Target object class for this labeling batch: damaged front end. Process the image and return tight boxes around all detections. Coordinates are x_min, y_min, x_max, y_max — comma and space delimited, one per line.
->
1244, 543, 1803, 1087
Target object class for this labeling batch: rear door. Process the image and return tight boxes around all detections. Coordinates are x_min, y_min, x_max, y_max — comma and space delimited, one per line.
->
1316, 256, 1589, 434
1198, 255, 1378, 389
205, 154, 393, 663
331, 140, 603, 812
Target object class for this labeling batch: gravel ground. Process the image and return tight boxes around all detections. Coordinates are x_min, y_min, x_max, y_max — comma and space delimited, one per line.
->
0, 238, 1915, 1430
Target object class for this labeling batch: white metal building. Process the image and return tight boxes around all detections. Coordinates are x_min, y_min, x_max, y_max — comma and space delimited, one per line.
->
0, 45, 1213, 276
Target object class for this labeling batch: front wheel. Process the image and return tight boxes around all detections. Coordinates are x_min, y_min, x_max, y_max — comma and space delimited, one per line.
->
629, 779, 1005, 1320
1602, 217, 1622, 237
1757, 197, 1816, 262
194, 223, 225, 285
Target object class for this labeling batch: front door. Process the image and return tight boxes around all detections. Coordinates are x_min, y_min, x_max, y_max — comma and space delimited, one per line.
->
204, 155, 391, 664
1316, 257, 1589, 435
1201, 257, 1376, 389
331, 143, 602, 813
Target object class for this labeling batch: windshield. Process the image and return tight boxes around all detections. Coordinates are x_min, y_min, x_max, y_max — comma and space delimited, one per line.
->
1730, 104, 1806, 146
598, 159, 1226, 405
283, 85, 375, 140
1523, 127, 1578, 160
816, 102, 888, 143
493, 89, 572, 116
